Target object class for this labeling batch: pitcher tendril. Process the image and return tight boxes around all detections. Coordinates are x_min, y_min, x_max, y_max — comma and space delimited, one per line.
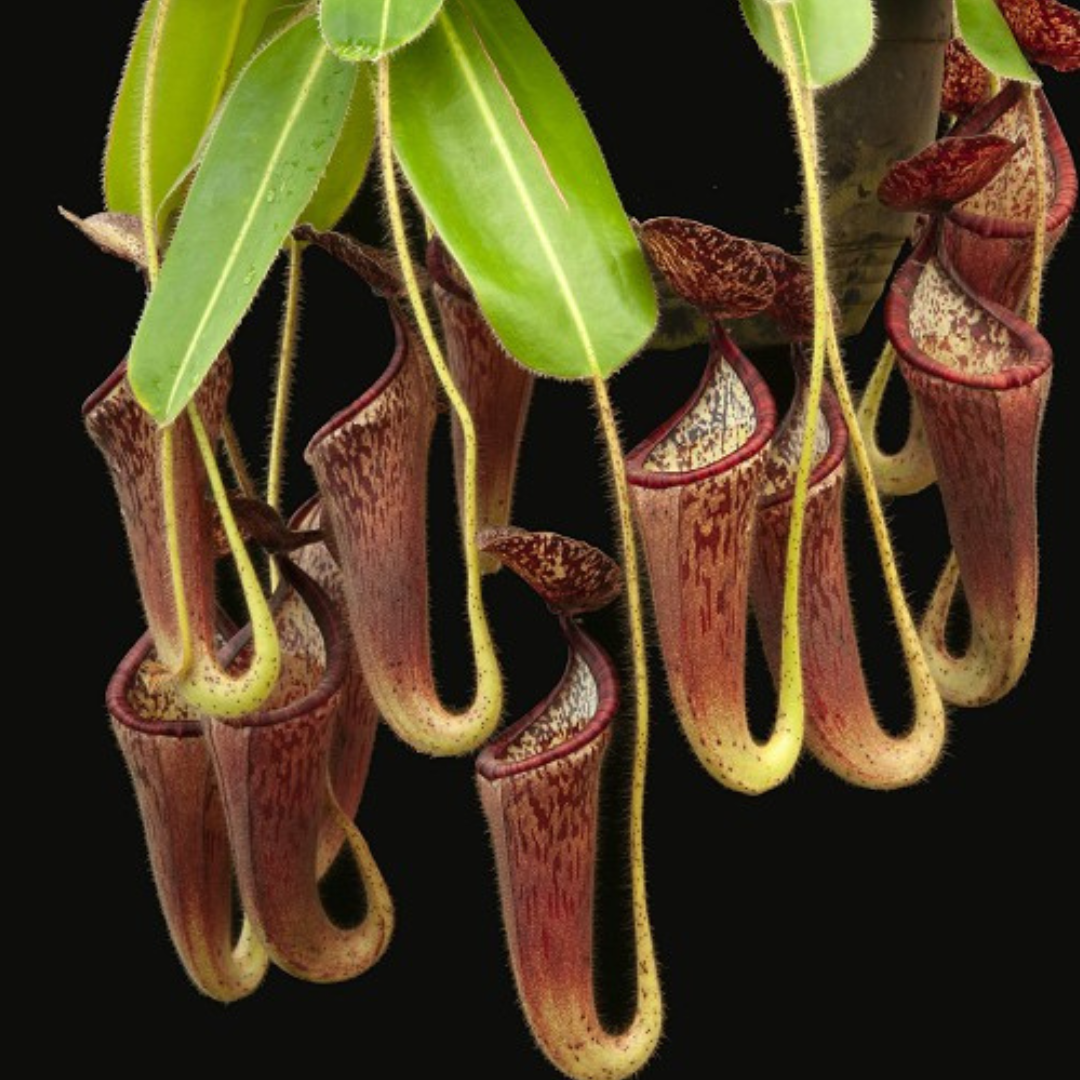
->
181, 403, 281, 718
266, 236, 305, 589
375, 57, 503, 753
770, 3, 946, 757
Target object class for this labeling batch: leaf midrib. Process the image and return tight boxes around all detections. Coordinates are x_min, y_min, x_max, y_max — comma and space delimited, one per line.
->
155, 40, 333, 421
437, 6, 598, 372
379, 0, 393, 54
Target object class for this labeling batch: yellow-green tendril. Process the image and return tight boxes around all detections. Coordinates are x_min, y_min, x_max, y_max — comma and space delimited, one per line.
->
375, 58, 503, 742
180, 405, 281, 718
379, 53, 659, 1064
1025, 86, 1048, 326
328, 780, 395, 958
588, 375, 663, 1049
772, 6, 942, 737
766, 7, 825, 781
266, 237, 305, 589
857, 341, 936, 497
824, 314, 935, 685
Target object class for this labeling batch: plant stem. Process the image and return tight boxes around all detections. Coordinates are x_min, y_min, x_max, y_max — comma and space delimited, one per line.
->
181, 404, 281, 718
266, 237, 305, 589
375, 59, 502, 726
138, 0, 172, 286
1025, 86, 1048, 326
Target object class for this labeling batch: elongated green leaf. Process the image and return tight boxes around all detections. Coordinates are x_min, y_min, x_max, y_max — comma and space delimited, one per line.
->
390, 0, 657, 380
105, 0, 291, 217
320, 0, 444, 60
221, 0, 295, 85
128, 18, 357, 424
301, 68, 376, 230
740, 0, 876, 88
955, 0, 1040, 84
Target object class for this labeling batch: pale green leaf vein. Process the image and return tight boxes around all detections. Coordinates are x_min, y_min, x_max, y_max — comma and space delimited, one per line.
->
439, 10, 593, 365
460, 7, 568, 210
380, 0, 393, 54
163, 42, 331, 419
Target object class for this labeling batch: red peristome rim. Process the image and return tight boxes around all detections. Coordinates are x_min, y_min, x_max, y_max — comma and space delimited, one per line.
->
884, 224, 1052, 391
83, 353, 234, 419
81, 357, 128, 417
757, 355, 850, 512
947, 85, 1078, 240
288, 493, 321, 532
107, 631, 203, 739
475, 618, 618, 784
304, 303, 409, 456
624, 325, 778, 490
107, 560, 347, 735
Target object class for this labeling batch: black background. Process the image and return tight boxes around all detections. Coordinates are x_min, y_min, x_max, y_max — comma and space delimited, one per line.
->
47, 2, 1075, 1071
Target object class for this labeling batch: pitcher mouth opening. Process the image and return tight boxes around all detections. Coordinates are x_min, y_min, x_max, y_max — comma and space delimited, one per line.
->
886, 225, 1052, 392
477, 620, 617, 784
946, 83, 1077, 242
107, 631, 203, 739
305, 304, 410, 455
625, 327, 778, 490
108, 561, 347, 734
81, 356, 130, 417
758, 367, 849, 512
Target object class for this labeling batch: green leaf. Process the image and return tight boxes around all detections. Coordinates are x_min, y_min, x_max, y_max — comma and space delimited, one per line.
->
128, 17, 357, 425
954, 0, 1040, 84
320, 0, 444, 60
740, 0, 876, 88
104, 0, 291, 217
301, 68, 376, 230
390, 0, 657, 380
